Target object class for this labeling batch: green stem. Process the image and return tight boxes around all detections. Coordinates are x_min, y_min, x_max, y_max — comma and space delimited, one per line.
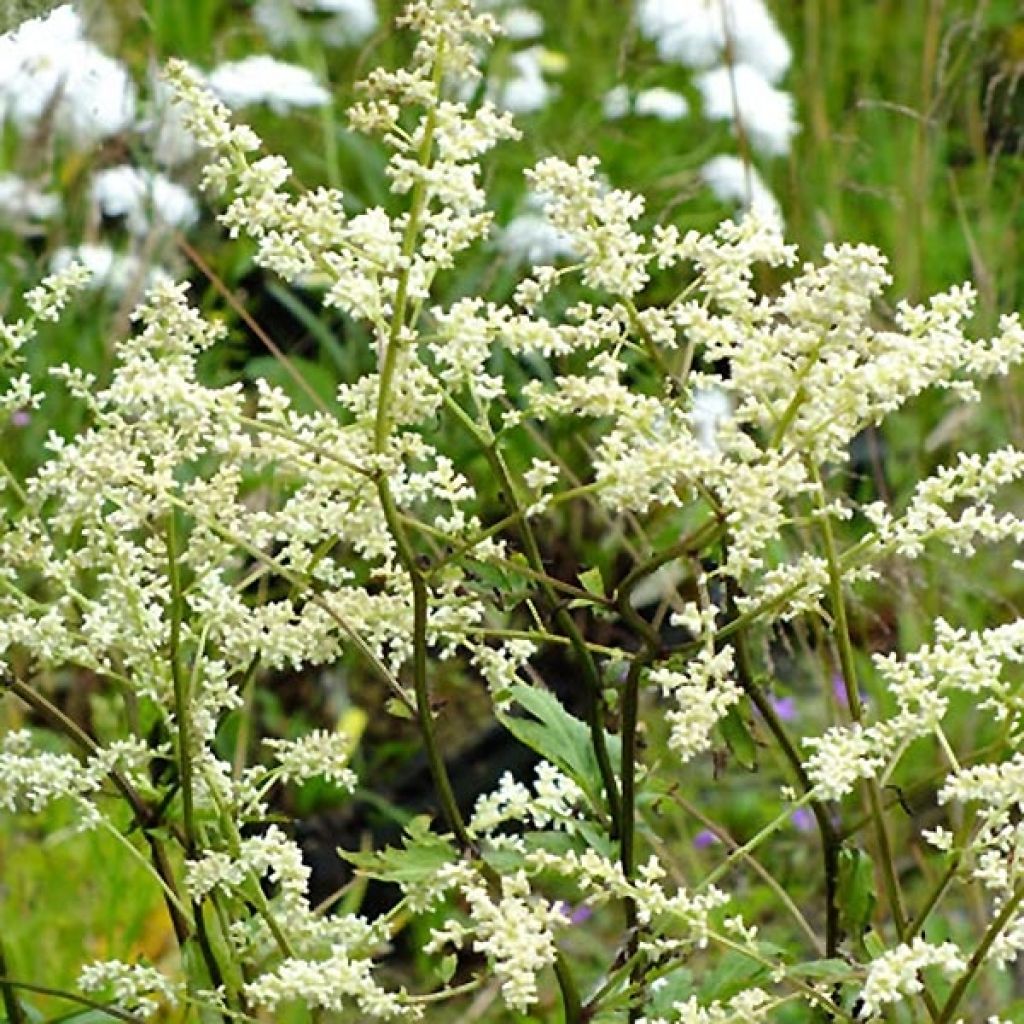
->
152, 489, 415, 715
166, 512, 197, 859
699, 792, 817, 890
1, 675, 192, 948
0, 976, 143, 1023
365, 42, 472, 850
611, 519, 724, 1022
0, 938, 27, 1024
813, 466, 910, 939
706, 933, 853, 1021
669, 791, 823, 954
479, 436, 622, 835
553, 952, 582, 1024
905, 854, 960, 941
731, 620, 842, 958
200, 766, 298, 960
935, 883, 1024, 1024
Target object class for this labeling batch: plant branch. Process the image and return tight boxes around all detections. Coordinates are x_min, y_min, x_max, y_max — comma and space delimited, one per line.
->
730, 618, 842, 957
936, 883, 1024, 1024
0, 975, 144, 1023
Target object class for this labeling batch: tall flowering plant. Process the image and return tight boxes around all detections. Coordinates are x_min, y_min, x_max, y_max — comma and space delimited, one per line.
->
1, 2, 1024, 1022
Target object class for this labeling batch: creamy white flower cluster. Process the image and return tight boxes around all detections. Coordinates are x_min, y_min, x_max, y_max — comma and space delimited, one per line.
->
938, 754, 1024, 968
77, 960, 179, 1020
418, 838, 734, 1014
265, 729, 358, 789
469, 759, 584, 835
649, 649, 740, 763
639, 987, 772, 1024
439, 871, 567, 1012
859, 939, 965, 1018
806, 618, 1024, 800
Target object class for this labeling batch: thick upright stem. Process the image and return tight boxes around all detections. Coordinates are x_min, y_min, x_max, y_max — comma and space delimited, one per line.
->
370, 46, 472, 850
813, 468, 910, 942
611, 519, 723, 1022
0, 937, 27, 1024
731, 622, 842, 957
554, 952, 582, 1024
166, 512, 196, 859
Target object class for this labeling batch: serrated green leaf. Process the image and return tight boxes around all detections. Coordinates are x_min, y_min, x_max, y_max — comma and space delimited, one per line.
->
496, 683, 620, 816
341, 816, 457, 886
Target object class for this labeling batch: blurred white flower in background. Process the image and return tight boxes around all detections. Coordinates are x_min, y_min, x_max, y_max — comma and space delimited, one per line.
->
91, 166, 199, 237
690, 386, 734, 452
632, 0, 796, 214
634, 86, 689, 121
696, 62, 797, 156
0, 3, 135, 148
637, 0, 791, 83
602, 84, 631, 120
208, 55, 330, 113
496, 192, 578, 266
51, 244, 168, 296
701, 154, 781, 223
501, 6, 545, 41
145, 72, 201, 167
0, 176, 60, 223
253, 0, 378, 48
490, 47, 554, 115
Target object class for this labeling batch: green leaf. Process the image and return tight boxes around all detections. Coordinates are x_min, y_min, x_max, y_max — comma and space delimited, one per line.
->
341, 816, 457, 886
496, 683, 620, 816
645, 966, 693, 1017
578, 566, 605, 598
698, 950, 767, 1002
265, 283, 350, 376
437, 954, 458, 985
838, 847, 877, 948
863, 930, 886, 959
791, 958, 854, 982
481, 829, 578, 874
47, 1011, 116, 1023
0, 995, 43, 1023
244, 355, 338, 415
385, 697, 416, 720
718, 702, 758, 771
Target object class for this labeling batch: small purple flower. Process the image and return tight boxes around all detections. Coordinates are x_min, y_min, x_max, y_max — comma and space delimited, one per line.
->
569, 904, 593, 925
555, 900, 593, 925
833, 673, 869, 709
769, 695, 797, 722
10, 410, 30, 428
791, 807, 815, 833
832, 674, 849, 705
693, 829, 719, 849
